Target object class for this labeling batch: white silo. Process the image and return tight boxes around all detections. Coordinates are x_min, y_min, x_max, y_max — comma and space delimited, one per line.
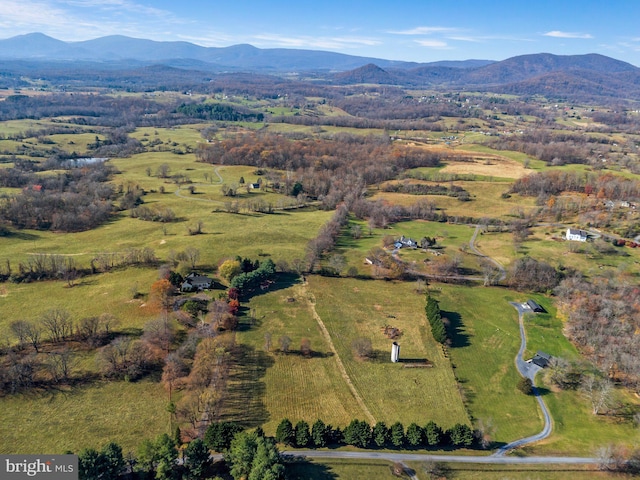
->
391, 342, 400, 363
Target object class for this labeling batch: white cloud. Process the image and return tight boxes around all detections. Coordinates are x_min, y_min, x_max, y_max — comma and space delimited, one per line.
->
415, 39, 449, 49
447, 36, 482, 43
252, 34, 381, 50
544, 30, 593, 39
389, 26, 457, 35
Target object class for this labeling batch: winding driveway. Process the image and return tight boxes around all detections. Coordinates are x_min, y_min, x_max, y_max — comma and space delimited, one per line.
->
492, 303, 553, 456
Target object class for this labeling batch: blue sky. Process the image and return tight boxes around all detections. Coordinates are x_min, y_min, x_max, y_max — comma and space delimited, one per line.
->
2, 0, 640, 65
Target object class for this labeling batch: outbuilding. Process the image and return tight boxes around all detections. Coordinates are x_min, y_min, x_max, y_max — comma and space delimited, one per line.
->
526, 299, 546, 313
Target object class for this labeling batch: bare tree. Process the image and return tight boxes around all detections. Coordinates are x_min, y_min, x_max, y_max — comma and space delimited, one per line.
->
264, 332, 272, 352
24, 322, 42, 353
45, 347, 75, 383
183, 247, 200, 269
581, 374, 614, 415
41, 308, 73, 343
10, 320, 31, 350
279, 335, 292, 353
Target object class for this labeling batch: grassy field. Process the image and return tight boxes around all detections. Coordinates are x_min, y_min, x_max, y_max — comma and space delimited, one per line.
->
432, 285, 542, 443
473, 227, 640, 279
230, 277, 368, 434
370, 183, 537, 219
307, 276, 469, 429
0, 379, 169, 454
0, 267, 159, 340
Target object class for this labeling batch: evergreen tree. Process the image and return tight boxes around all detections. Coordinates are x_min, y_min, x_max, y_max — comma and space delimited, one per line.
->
424, 421, 442, 447
155, 433, 178, 480
448, 423, 474, 447
372, 422, 389, 447
390, 422, 405, 448
406, 423, 424, 447
204, 422, 244, 452
294, 420, 311, 448
343, 419, 371, 448
184, 439, 211, 480
275, 418, 294, 446
78, 448, 106, 480
311, 419, 328, 448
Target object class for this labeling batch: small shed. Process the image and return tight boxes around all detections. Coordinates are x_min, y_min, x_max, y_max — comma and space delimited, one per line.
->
527, 299, 546, 313
532, 351, 551, 368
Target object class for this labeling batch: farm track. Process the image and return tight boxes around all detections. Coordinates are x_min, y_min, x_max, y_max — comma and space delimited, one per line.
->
297, 281, 377, 425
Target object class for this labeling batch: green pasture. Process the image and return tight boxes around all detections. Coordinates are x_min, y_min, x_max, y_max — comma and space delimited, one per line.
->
307, 276, 470, 430
433, 285, 542, 443
524, 387, 640, 456
0, 379, 169, 454
0, 203, 331, 271
474, 227, 640, 278
0, 267, 159, 341
232, 278, 368, 434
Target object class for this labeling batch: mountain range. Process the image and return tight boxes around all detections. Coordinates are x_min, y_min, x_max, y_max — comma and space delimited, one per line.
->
1, 33, 640, 101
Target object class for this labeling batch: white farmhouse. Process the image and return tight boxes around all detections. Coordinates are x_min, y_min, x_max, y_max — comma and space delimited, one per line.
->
566, 228, 588, 242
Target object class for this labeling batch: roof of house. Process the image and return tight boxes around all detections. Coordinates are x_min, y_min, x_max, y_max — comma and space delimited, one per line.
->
567, 228, 588, 236
532, 351, 552, 368
527, 299, 545, 313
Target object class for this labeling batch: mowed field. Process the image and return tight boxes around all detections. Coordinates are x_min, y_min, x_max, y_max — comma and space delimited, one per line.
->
307, 276, 469, 430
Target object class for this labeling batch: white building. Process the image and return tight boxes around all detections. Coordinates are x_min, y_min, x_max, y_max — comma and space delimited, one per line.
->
391, 342, 400, 363
566, 228, 588, 242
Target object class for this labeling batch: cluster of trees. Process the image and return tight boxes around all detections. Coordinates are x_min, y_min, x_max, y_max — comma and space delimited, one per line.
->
177, 102, 264, 122
130, 204, 177, 223
229, 258, 276, 296
382, 181, 471, 200
0, 310, 119, 393
0, 162, 115, 232
425, 294, 447, 344
274, 417, 476, 450
555, 274, 640, 388
507, 257, 561, 292
510, 170, 640, 201
489, 130, 608, 166
305, 205, 349, 271
195, 131, 441, 201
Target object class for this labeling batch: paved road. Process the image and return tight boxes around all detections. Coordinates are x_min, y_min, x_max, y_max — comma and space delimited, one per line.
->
492, 303, 552, 456
282, 450, 598, 465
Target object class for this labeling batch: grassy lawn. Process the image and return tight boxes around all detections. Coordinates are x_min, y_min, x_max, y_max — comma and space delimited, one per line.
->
307, 276, 470, 430
0, 379, 169, 454
287, 458, 399, 480
433, 285, 542, 443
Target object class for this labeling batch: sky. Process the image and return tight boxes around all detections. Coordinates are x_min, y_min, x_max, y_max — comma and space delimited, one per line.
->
2, 0, 640, 65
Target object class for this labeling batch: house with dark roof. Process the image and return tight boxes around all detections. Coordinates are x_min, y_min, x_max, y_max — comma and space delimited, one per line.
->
532, 351, 552, 368
181, 273, 214, 292
527, 299, 546, 313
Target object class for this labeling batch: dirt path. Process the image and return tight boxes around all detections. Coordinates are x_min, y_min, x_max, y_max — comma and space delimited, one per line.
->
297, 282, 376, 425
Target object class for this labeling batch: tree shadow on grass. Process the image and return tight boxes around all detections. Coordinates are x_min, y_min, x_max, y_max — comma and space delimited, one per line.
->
215, 343, 273, 429
239, 272, 302, 302
284, 458, 339, 480
441, 310, 470, 348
